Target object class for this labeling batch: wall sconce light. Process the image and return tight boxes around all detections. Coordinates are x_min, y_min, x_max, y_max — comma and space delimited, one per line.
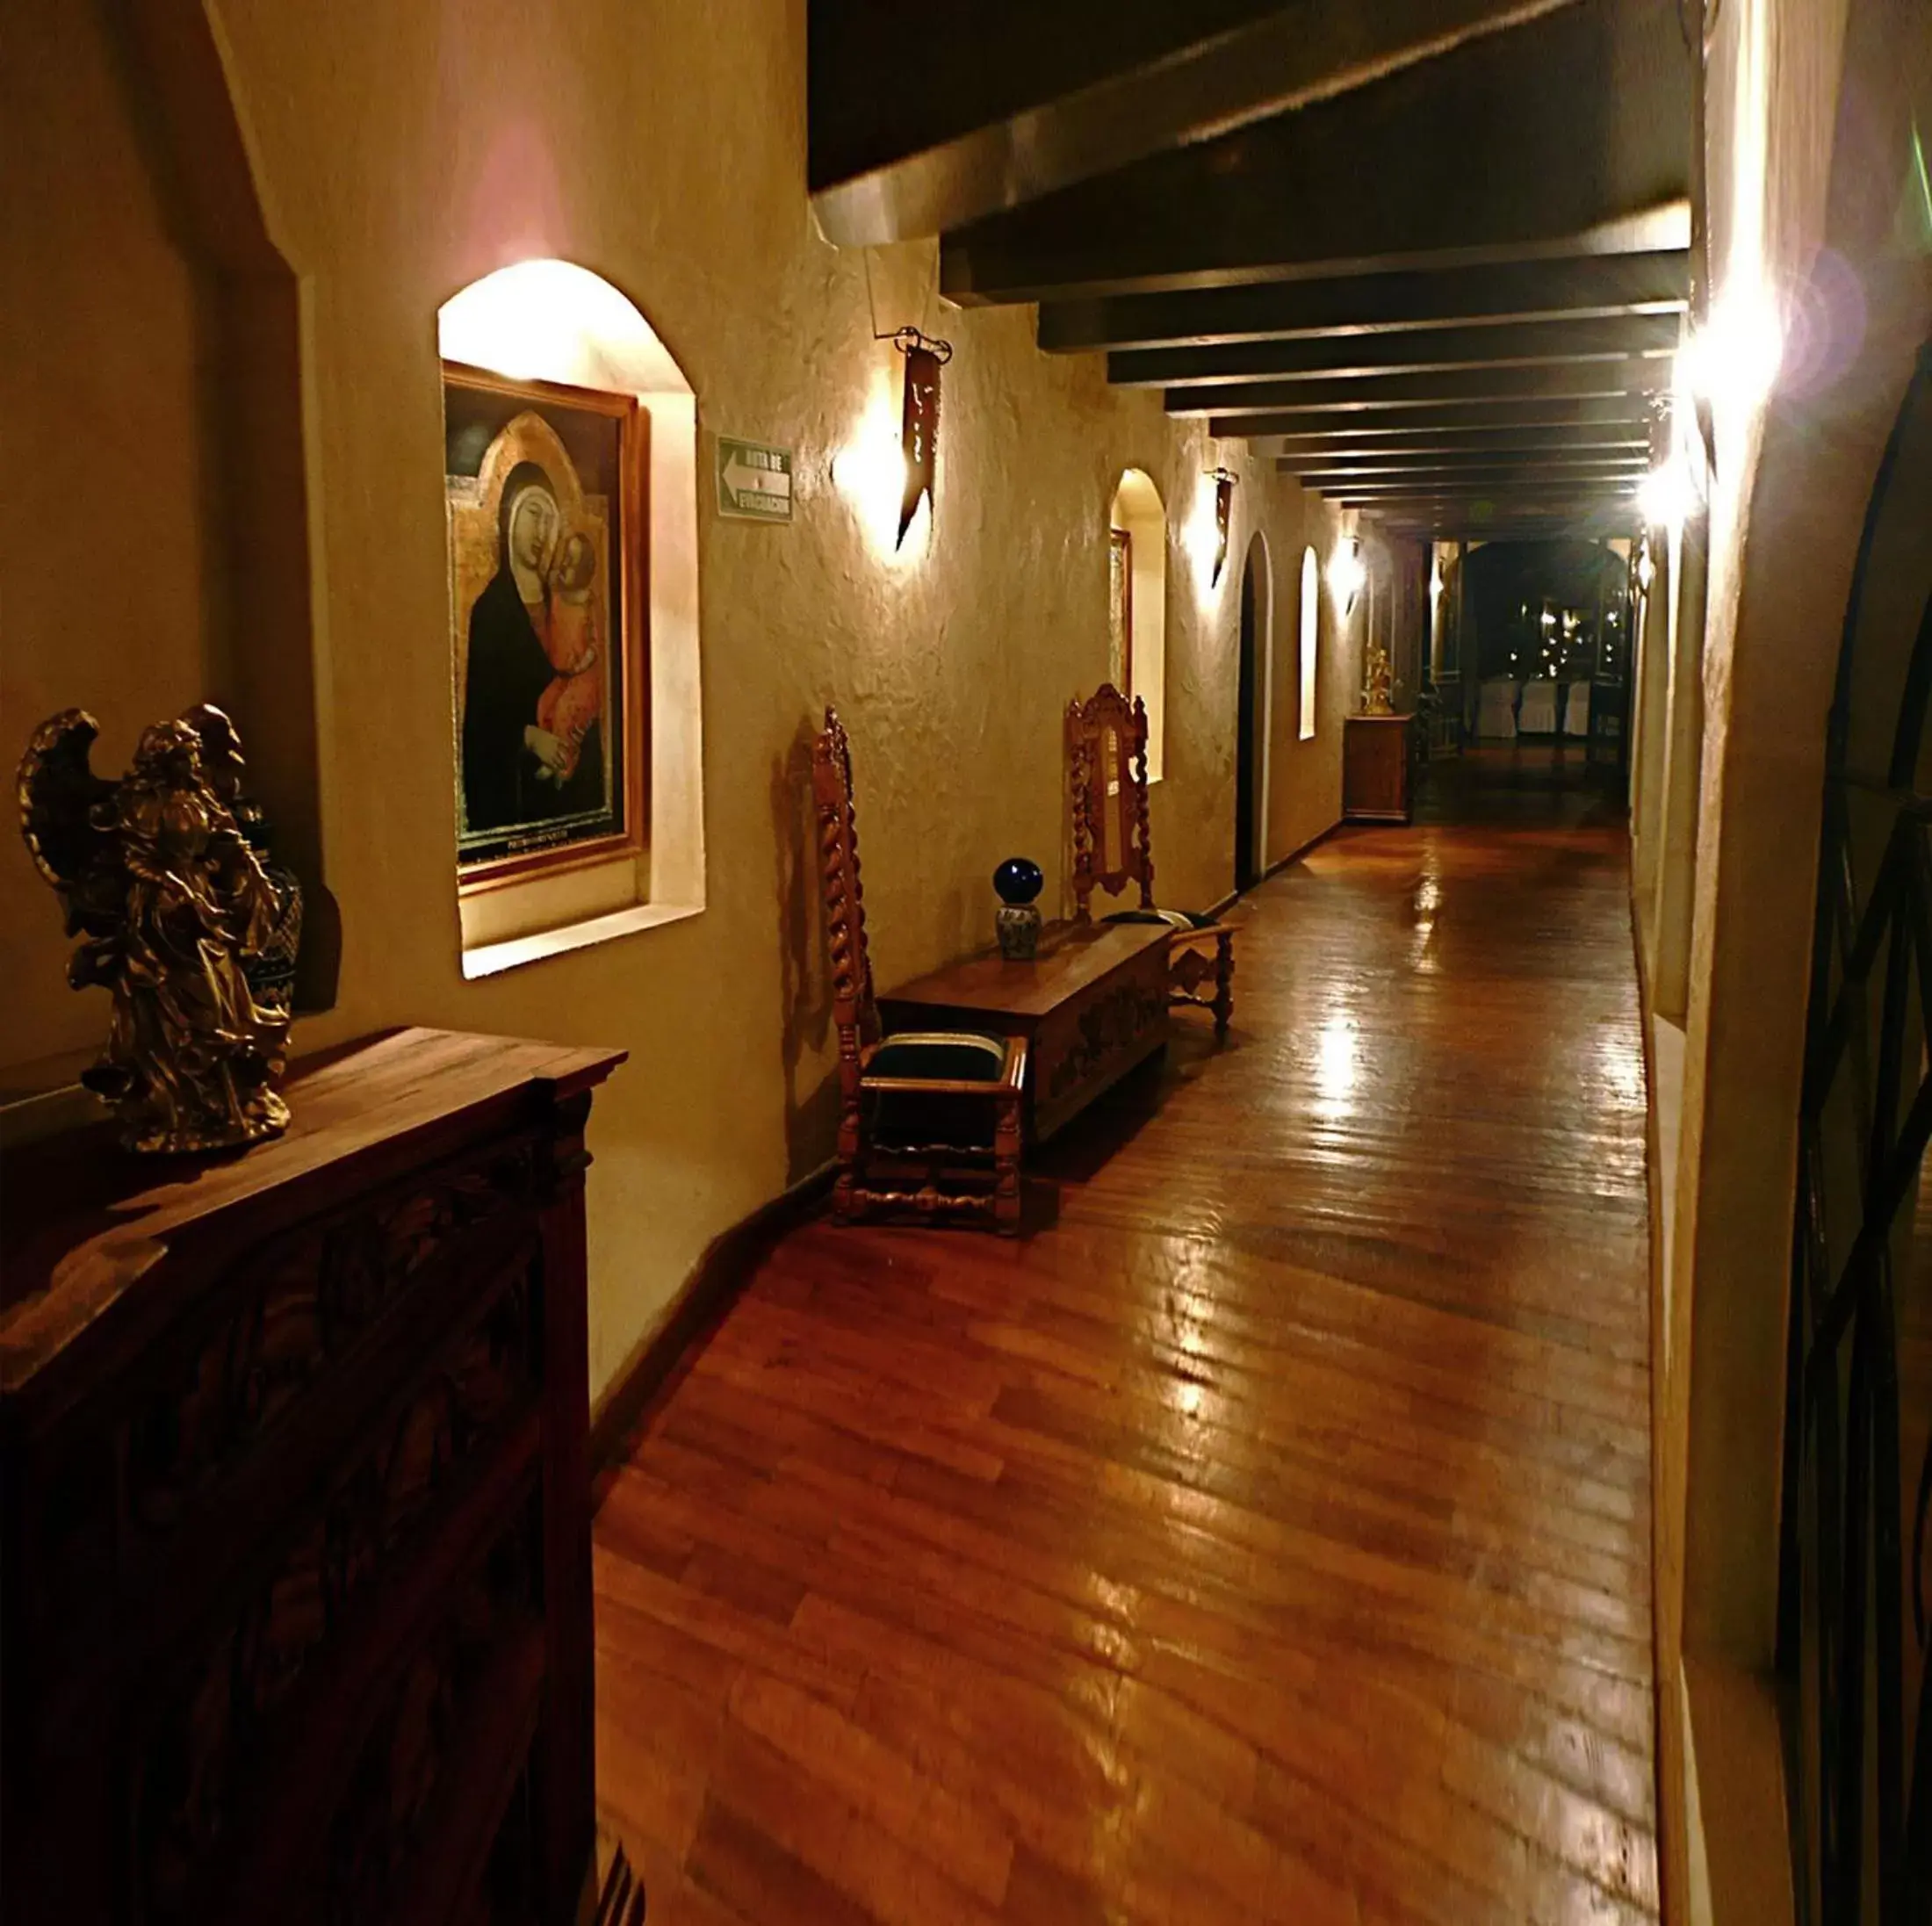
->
1329, 536, 1365, 618
1637, 458, 1692, 530
889, 326, 950, 549
1636, 535, 1656, 593
1206, 467, 1238, 586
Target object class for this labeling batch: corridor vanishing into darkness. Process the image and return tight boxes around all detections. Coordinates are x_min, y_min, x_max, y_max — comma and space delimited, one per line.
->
591, 794, 1656, 1925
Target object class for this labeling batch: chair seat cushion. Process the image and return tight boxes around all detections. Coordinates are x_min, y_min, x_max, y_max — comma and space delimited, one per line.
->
867, 1030, 1007, 1083
1104, 906, 1220, 933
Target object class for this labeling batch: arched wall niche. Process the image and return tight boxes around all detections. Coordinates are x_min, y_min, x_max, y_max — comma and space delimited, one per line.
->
437, 260, 705, 977
1107, 468, 1169, 780
1238, 530, 1274, 881
1298, 545, 1321, 741
0, 0, 329, 1093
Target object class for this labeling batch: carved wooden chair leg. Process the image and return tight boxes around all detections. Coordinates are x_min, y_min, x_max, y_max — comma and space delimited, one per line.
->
833, 1096, 861, 1222
1213, 928, 1235, 1038
993, 1093, 1024, 1236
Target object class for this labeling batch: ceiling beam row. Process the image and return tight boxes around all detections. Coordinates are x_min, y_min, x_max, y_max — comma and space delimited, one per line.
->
1035, 250, 1689, 353
809, 0, 1690, 537
809, 0, 1589, 248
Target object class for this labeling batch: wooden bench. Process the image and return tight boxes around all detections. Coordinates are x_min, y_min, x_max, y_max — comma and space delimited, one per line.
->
880, 919, 1171, 1143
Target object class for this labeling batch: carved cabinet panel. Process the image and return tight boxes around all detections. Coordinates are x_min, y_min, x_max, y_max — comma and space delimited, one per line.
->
0, 1028, 623, 1926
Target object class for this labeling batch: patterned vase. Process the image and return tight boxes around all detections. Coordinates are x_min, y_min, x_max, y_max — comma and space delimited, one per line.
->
997, 902, 1042, 961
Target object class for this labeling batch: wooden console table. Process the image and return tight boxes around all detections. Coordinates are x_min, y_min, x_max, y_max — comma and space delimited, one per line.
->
1344, 711, 1417, 823
0, 1028, 623, 1926
880, 920, 1170, 1142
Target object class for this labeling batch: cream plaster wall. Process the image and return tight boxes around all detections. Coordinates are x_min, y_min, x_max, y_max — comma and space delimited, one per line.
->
2, 0, 1347, 1403
1267, 526, 1351, 869
1, 0, 222, 1071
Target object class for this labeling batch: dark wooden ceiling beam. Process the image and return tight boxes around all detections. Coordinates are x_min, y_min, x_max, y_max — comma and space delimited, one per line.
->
940, 0, 1690, 305
1292, 454, 1648, 484
1108, 313, 1679, 387
1270, 439, 1650, 470
809, 0, 1584, 245
1303, 482, 1644, 506
1217, 393, 1659, 437
1314, 480, 1642, 504
1176, 357, 1667, 418
1036, 250, 1690, 352
1266, 420, 1652, 452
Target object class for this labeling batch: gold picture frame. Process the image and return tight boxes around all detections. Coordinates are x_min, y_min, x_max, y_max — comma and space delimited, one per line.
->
443, 361, 649, 891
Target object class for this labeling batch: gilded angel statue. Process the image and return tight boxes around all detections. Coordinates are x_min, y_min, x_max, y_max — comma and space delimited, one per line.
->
17, 703, 298, 1153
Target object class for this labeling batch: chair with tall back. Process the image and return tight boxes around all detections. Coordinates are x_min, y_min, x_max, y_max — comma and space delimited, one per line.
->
812, 707, 1027, 1232
1065, 682, 1234, 1036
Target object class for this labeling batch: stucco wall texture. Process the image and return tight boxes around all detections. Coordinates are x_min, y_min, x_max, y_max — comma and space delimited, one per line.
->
4, 0, 1359, 1404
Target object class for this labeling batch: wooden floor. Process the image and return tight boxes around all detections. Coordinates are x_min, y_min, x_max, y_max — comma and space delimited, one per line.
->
592, 765, 1657, 1925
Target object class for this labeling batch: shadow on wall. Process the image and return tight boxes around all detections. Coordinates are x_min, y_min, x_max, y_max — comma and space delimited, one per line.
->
772, 718, 838, 1183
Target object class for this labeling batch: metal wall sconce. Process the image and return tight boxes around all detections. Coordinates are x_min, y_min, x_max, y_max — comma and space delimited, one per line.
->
890, 325, 951, 548
1207, 467, 1238, 586
1330, 535, 1366, 617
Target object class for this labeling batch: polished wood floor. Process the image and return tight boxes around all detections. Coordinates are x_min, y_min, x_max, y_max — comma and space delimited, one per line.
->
593, 765, 1656, 1924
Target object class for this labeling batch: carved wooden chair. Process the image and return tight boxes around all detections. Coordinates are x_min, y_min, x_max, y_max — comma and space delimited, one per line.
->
812, 708, 1027, 1232
1066, 682, 1234, 1035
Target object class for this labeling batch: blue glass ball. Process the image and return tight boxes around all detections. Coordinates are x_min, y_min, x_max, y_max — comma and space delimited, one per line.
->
992, 856, 1044, 905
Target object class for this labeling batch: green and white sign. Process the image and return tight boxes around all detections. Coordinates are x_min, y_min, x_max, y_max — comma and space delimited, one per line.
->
716, 436, 793, 522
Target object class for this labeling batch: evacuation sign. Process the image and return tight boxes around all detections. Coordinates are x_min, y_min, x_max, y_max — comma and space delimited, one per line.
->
715, 436, 793, 522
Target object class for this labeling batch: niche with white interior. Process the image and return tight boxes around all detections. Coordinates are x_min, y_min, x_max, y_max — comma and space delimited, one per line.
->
1108, 470, 1169, 781
438, 261, 705, 977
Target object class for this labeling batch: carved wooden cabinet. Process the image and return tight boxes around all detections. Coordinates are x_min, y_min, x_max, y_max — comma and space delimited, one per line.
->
1343, 711, 1417, 824
0, 1028, 624, 1926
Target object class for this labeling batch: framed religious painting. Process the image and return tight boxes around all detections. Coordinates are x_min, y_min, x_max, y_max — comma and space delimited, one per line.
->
443, 362, 648, 888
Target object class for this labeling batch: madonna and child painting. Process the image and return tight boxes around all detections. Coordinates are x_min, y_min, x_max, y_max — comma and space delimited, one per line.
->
443, 364, 644, 876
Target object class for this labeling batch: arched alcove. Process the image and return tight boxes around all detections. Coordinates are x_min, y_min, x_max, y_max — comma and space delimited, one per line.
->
1108, 470, 1168, 780
1783, 343, 1932, 1924
1, 0, 328, 1092
1236, 533, 1273, 888
1298, 546, 1321, 741
437, 260, 704, 977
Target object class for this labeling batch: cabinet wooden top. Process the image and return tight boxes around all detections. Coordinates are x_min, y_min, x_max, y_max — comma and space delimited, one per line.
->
880, 918, 1170, 1019
1345, 711, 1416, 725
0, 1027, 624, 1398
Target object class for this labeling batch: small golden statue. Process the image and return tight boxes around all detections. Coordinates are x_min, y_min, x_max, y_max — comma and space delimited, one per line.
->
1363, 639, 1395, 716
18, 703, 296, 1154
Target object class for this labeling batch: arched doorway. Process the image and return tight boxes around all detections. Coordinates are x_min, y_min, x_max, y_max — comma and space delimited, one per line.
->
1784, 344, 1932, 1922
1236, 534, 1272, 891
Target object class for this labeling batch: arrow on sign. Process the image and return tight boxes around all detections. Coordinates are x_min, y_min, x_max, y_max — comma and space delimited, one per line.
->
724, 457, 790, 505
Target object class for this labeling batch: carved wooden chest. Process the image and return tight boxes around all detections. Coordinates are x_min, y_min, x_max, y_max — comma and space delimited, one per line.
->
0, 1028, 624, 1926
879, 919, 1171, 1142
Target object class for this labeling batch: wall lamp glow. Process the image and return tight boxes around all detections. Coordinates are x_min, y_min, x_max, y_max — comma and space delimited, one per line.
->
1206, 467, 1239, 586
1676, 289, 1784, 416
1637, 460, 1693, 530
1636, 536, 1656, 593
1329, 537, 1366, 618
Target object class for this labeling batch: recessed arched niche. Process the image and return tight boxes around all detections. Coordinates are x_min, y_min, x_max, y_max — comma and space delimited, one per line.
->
1, 0, 331, 1088
437, 261, 703, 977
1107, 470, 1168, 780
1298, 546, 1321, 740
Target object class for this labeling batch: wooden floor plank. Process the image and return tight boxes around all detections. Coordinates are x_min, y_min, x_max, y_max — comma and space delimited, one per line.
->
596, 766, 1657, 1922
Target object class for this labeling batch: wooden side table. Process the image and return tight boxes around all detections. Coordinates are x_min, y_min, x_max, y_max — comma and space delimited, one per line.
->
1344, 712, 1417, 823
